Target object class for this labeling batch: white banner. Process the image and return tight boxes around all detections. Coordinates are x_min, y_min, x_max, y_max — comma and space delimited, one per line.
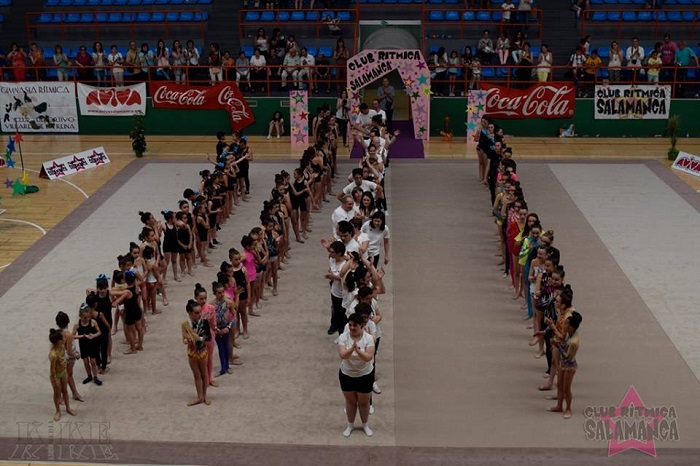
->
594, 85, 671, 120
40, 146, 110, 180
0, 82, 78, 132
77, 83, 146, 116
672, 151, 700, 178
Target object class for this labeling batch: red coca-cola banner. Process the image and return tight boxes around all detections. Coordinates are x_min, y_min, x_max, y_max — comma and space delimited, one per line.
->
481, 83, 576, 119
151, 82, 255, 131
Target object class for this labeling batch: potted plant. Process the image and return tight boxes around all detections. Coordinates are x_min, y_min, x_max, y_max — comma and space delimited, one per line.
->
666, 114, 680, 161
129, 112, 147, 158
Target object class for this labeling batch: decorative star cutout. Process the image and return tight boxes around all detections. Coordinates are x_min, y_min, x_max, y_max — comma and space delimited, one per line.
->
302, 125, 309, 132
417, 61, 427, 70
473, 90, 486, 100
416, 74, 429, 86
418, 125, 426, 134
404, 88, 414, 96
6, 157, 15, 168
352, 106, 360, 114
12, 179, 26, 196
7, 138, 15, 154
422, 86, 433, 96
403, 78, 414, 88
299, 111, 308, 121
476, 103, 485, 111
13, 133, 23, 144
71, 155, 86, 171
4, 148, 10, 159
351, 92, 360, 100
411, 91, 420, 99
294, 131, 306, 143
4, 178, 13, 188
294, 93, 305, 104
467, 121, 476, 131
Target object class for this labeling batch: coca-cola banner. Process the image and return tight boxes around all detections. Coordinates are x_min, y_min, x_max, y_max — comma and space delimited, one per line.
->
594, 85, 670, 120
77, 83, 146, 116
481, 83, 576, 119
151, 82, 255, 131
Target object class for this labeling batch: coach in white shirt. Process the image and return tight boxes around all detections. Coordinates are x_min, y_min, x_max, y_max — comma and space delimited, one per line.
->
353, 103, 377, 131
339, 168, 383, 200
332, 194, 358, 235
371, 99, 386, 125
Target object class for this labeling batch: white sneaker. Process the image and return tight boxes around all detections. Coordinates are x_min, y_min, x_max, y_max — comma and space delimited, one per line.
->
266, 135, 271, 140
277, 135, 280, 139
342, 425, 353, 437
372, 382, 382, 394
363, 425, 373, 437
369, 404, 375, 415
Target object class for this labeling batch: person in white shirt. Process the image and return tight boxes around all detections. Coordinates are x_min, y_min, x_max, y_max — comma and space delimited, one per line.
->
350, 218, 370, 260
501, 0, 515, 33
325, 240, 350, 335
331, 195, 358, 236
370, 99, 387, 125
353, 103, 377, 132
249, 49, 267, 92
625, 36, 645, 82
298, 47, 315, 92
281, 48, 301, 88
108, 45, 124, 87
338, 312, 375, 438
361, 211, 391, 267
339, 168, 382, 200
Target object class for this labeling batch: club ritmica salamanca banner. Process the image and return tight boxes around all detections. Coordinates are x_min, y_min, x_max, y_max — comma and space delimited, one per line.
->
594, 85, 670, 120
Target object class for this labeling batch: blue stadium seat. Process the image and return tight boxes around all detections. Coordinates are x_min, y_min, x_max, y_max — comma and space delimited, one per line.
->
306, 46, 317, 56
603, 0, 616, 3
306, 11, 319, 20
476, 11, 490, 21
260, 11, 274, 21
180, 11, 194, 21
155, 0, 169, 4
136, 12, 151, 21
681, 11, 695, 21
102, 0, 115, 5
151, 11, 165, 21
693, 0, 700, 4
241, 46, 254, 56
481, 67, 495, 78
445, 0, 459, 3
171, 0, 185, 4
108, 12, 122, 22
52, 13, 63, 22
445, 11, 459, 21
631, 0, 645, 3
637, 11, 651, 21
114, 0, 127, 4
142, 0, 155, 4
597, 68, 609, 79
666, 11, 682, 21
278, 11, 290, 20
38, 13, 53, 23
46, 0, 59, 5
337, 11, 350, 21
399, 0, 412, 3
591, 11, 606, 21
73, 0, 87, 4
463, 11, 475, 20
492, 11, 502, 20
597, 46, 609, 58
291, 11, 305, 20
429, 11, 444, 20
321, 11, 334, 18
44, 48, 55, 58
320, 46, 332, 56
65, 13, 81, 22
88, 0, 101, 5
607, 11, 620, 21
677, 0, 691, 4
428, 45, 439, 53
428, 0, 444, 3
60, 0, 74, 5
497, 67, 508, 78
245, 11, 259, 21
80, 13, 94, 22
166, 12, 180, 21
195, 11, 208, 20
122, 12, 136, 21
530, 46, 540, 57
664, 0, 676, 3
385, 0, 398, 3
589, 0, 603, 4
622, 11, 636, 21
618, 0, 631, 3
653, 11, 666, 20
127, 0, 141, 5
197, 0, 213, 3
96, 12, 108, 22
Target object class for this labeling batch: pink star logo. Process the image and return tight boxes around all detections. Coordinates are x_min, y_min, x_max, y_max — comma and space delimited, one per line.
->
299, 111, 308, 121
607, 386, 657, 457
417, 61, 427, 70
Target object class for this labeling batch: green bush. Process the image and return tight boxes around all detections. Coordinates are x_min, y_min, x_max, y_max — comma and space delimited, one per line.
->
129, 112, 147, 158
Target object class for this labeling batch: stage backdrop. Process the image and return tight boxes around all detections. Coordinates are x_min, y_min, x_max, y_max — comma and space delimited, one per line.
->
347, 49, 430, 140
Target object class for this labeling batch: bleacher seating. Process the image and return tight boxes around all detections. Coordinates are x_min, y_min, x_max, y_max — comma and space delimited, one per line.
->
45, 0, 210, 4
37, 10, 209, 23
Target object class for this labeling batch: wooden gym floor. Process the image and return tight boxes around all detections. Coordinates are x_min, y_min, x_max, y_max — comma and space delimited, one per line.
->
0, 134, 698, 272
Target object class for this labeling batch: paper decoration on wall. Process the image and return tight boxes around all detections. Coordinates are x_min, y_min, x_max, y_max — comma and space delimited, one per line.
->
467, 90, 487, 151
289, 90, 309, 147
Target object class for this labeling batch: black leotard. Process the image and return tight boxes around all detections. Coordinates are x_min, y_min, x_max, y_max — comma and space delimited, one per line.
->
177, 225, 191, 253
233, 267, 248, 301
96, 293, 113, 327
77, 319, 99, 358
123, 285, 142, 326
163, 223, 178, 253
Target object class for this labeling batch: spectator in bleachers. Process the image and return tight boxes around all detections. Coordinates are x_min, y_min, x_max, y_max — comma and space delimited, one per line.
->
108, 45, 125, 87
579, 36, 592, 56
185, 39, 201, 84
625, 37, 645, 83
646, 50, 661, 83
172, 40, 187, 84
255, 28, 269, 58
516, 42, 534, 86
8, 44, 26, 83
29, 43, 46, 81
336, 90, 350, 147
235, 50, 251, 90
270, 28, 286, 57
511, 31, 525, 64
517, 0, 533, 26
139, 43, 156, 81
432, 47, 448, 96
608, 41, 624, 83
268, 48, 283, 89
660, 34, 677, 83
54, 45, 70, 83
572, 0, 588, 20
376, 77, 395, 131
471, 57, 482, 89
448, 50, 460, 96
286, 35, 300, 54
675, 41, 699, 97
250, 49, 267, 92
462, 47, 474, 90
74, 46, 94, 83
156, 39, 171, 81
92, 42, 108, 87
501, 0, 515, 36
324, 15, 343, 36
223, 51, 235, 81
299, 47, 316, 92
315, 53, 331, 93
536, 44, 552, 82
497, 32, 510, 65
568, 45, 586, 97
334, 38, 350, 84
582, 49, 601, 97
265, 0, 275, 10
209, 43, 223, 85
125, 42, 141, 82
477, 31, 495, 65
281, 47, 301, 89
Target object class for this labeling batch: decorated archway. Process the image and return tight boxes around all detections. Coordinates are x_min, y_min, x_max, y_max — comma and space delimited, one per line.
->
347, 49, 430, 140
